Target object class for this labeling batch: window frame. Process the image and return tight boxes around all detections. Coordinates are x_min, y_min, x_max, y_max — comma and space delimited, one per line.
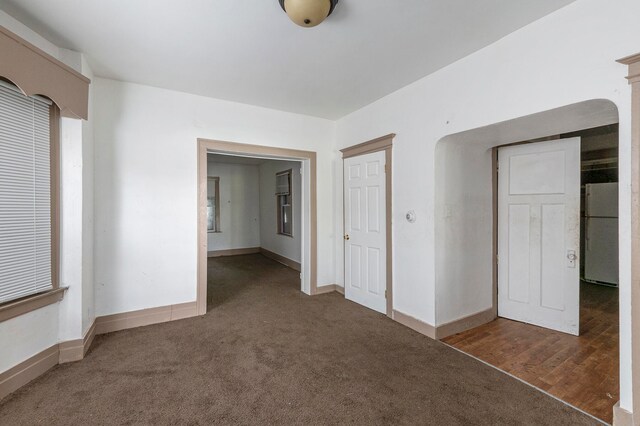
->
276, 169, 293, 237
207, 176, 221, 233
0, 97, 63, 323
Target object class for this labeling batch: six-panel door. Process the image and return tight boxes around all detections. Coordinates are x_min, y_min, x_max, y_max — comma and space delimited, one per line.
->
344, 151, 387, 314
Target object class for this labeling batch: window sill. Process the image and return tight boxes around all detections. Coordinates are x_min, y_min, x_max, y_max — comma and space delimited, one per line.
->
208, 231, 222, 234
0, 287, 67, 324
277, 233, 294, 239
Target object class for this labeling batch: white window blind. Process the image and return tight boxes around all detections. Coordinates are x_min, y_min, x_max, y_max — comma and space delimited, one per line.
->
275, 171, 290, 195
0, 82, 53, 304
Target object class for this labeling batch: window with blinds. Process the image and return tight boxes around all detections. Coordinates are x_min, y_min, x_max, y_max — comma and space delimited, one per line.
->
207, 177, 220, 232
0, 82, 54, 304
276, 170, 293, 236
275, 171, 291, 196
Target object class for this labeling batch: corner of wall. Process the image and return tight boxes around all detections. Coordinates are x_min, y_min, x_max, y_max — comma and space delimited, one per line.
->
0, 10, 61, 59
81, 54, 96, 335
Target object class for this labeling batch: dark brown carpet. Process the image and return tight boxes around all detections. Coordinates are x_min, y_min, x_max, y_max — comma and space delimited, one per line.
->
0, 254, 599, 425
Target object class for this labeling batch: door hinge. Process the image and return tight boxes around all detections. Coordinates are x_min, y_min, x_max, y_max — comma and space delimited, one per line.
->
385, 289, 388, 299
496, 255, 499, 264
384, 164, 388, 174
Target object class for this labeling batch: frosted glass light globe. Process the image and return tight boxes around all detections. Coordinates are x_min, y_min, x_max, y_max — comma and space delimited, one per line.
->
283, 0, 332, 28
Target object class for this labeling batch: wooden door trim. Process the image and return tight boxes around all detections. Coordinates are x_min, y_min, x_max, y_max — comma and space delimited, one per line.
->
341, 134, 394, 317
197, 138, 317, 316
341, 133, 395, 159
617, 52, 640, 426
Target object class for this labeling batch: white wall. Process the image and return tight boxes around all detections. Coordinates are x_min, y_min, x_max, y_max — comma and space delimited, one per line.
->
0, 304, 59, 372
259, 160, 302, 263
335, 0, 639, 410
207, 161, 260, 251
58, 52, 96, 342
434, 100, 618, 327
81, 55, 96, 336
0, 10, 60, 60
93, 78, 336, 317
205, 157, 303, 262
57, 116, 84, 342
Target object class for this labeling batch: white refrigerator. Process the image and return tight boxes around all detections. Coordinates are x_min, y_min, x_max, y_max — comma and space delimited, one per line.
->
584, 182, 618, 286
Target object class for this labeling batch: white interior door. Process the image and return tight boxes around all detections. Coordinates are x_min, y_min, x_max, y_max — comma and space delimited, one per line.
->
344, 151, 386, 314
498, 138, 581, 335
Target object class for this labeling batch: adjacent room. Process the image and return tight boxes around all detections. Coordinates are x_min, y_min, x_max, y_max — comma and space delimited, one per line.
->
0, 1, 639, 425
205, 153, 304, 310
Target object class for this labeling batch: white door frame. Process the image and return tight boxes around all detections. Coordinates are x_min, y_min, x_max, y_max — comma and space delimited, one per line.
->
197, 138, 317, 316
617, 52, 640, 424
341, 134, 394, 317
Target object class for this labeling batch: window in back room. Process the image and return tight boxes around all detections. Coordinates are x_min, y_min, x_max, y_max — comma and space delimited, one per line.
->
207, 176, 220, 233
276, 169, 293, 237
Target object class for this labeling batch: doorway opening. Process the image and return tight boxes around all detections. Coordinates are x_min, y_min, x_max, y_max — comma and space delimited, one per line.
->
434, 100, 621, 423
197, 139, 318, 315
205, 154, 303, 310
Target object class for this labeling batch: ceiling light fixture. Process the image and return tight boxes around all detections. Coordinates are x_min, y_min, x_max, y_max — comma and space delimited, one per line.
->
278, 0, 339, 28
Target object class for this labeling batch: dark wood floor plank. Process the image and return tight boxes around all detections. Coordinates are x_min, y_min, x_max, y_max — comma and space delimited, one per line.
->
442, 282, 618, 424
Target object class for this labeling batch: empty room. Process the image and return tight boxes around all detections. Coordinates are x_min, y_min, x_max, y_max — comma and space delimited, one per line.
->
0, 1, 639, 425
204, 152, 306, 311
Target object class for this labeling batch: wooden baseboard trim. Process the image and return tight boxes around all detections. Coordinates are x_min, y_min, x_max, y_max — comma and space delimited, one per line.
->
613, 402, 633, 426
58, 339, 82, 364
0, 345, 59, 400
435, 308, 496, 340
208, 247, 260, 258
315, 284, 338, 295
59, 320, 97, 364
392, 309, 436, 339
170, 301, 199, 321
206, 247, 301, 273
259, 248, 301, 272
2, 301, 199, 401
95, 301, 198, 335
315, 284, 345, 295
83, 320, 97, 356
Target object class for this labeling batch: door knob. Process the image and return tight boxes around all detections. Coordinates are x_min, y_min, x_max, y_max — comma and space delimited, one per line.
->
567, 250, 577, 268
344, 234, 350, 240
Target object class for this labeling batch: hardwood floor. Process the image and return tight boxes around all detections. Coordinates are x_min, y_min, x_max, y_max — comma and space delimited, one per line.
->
442, 282, 619, 424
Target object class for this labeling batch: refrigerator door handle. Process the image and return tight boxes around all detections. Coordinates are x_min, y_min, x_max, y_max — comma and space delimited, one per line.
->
585, 186, 590, 218
585, 218, 590, 251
